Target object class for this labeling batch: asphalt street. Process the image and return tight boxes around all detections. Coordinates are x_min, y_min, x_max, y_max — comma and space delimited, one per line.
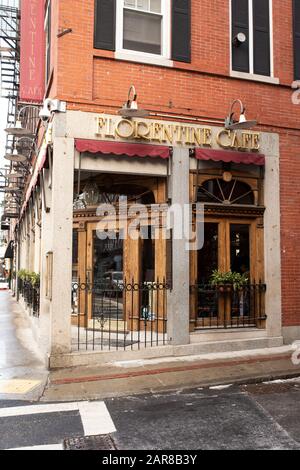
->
1, 379, 300, 450
1, 291, 300, 451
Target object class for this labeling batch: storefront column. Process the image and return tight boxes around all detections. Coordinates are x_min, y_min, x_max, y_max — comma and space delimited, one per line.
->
262, 134, 282, 340
50, 136, 74, 355
39, 169, 53, 361
167, 147, 190, 345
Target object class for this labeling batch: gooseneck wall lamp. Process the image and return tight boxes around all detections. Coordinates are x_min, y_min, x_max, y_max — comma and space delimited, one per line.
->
4, 104, 40, 136
4, 146, 28, 163
225, 99, 257, 130
7, 166, 24, 180
4, 137, 38, 163
118, 85, 149, 118
5, 100, 67, 136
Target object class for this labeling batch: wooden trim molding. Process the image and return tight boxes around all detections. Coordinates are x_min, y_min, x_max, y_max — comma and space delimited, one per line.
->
201, 204, 265, 218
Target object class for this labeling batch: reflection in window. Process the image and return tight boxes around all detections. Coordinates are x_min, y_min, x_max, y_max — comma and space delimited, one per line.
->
93, 234, 124, 285
72, 230, 79, 282
123, 0, 162, 54
230, 224, 250, 275
198, 223, 219, 284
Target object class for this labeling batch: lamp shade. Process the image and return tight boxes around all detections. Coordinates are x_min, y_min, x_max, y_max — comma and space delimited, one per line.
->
118, 106, 149, 118
4, 187, 22, 194
4, 153, 27, 163
118, 85, 149, 118
226, 114, 257, 130
5, 120, 34, 137
4, 148, 28, 163
7, 170, 23, 180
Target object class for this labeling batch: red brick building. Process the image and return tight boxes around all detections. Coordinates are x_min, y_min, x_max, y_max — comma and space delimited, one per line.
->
3, 0, 300, 366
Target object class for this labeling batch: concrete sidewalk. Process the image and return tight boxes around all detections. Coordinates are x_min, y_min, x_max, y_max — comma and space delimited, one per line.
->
1, 290, 300, 404
42, 345, 300, 402
0, 291, 48, 401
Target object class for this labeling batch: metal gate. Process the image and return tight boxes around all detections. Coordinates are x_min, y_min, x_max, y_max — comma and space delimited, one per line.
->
71, 280, 169, 351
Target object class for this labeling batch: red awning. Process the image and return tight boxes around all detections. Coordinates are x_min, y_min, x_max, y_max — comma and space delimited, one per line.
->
25, 147, 47, 203
20, 145, 48, 219
194, 148, 265, 166
75, 139, 170, 159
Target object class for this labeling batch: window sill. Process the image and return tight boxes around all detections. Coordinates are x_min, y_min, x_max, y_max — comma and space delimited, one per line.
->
115, 51, 173, 68
230, 71, 280, 85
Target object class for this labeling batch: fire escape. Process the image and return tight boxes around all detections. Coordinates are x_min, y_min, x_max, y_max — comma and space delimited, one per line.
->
0, 1, 21, 232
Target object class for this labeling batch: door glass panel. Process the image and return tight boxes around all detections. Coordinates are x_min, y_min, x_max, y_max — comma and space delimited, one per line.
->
198, 223, 219, 284
72, 229, 79, 315
142, 226, 155, 282
230, 224, 251, 319
92, 232, 124, 326
72, 229, 79, 282
230, 224, 250, 276
197, 223, 219, 322
93, 232, 124, 284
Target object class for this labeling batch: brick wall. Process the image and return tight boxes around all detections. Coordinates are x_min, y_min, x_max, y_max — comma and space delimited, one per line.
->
49, 0, 300, 327
280, 133, 300, 327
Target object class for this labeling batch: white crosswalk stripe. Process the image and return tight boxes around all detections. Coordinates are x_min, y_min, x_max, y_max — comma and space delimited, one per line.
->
9, 444, 64, 451
0, 402, 79, 418
78, 401, 116, 436
0, 401, 116, 451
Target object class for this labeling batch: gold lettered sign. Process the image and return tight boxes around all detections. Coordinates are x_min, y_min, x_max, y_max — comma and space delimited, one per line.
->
96, 116, 260, 152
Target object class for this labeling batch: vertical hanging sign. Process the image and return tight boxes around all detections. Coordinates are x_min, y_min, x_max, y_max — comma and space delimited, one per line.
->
19, 0, 46, 102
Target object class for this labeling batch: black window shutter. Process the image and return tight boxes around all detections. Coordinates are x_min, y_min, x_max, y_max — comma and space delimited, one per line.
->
253, 0, 270, 76
94, 0, 116, 51
232, 0, 250, 73
294, 0, 300, 79
172, 0, 191, 63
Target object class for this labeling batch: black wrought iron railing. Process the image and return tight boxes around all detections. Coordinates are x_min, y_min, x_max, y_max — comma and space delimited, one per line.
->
18, 279, 40, 318
71, 280, 169, 351
190, 283, 267, 330
32, 286, 40, 317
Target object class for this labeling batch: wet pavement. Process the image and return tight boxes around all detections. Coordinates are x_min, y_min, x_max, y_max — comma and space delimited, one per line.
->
1, 290, 300, 450
106, 381, 300, 450
1, 381, 300, 450
0, 291, 48, 401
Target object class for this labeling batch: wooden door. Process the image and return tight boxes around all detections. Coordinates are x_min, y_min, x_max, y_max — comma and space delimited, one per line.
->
191, 216, 264, 329
84, 220, 167, 333
72, 224, 88, 327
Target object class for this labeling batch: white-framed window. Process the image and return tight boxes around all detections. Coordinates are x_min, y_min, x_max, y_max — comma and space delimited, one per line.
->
115, 0, 172, 66
230, 0, 278, 84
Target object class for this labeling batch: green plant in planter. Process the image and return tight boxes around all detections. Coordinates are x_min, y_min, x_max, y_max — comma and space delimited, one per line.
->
17, 270, 40, 287
30, 272, 40, 287
211, 270, 233, 286
210, 270, 249, 291
24, 271, 32, 282
232, 272, 249, 290
18, 269, 28, 281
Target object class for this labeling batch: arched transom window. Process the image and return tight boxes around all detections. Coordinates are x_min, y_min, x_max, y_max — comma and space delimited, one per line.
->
197, 179, 255, 206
